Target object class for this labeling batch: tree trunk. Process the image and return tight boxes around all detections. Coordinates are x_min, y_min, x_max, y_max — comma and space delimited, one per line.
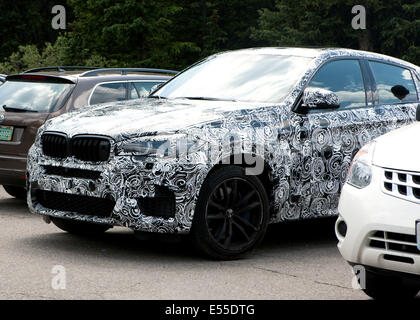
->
200, 0, 207, 48
359, 30, 373, 51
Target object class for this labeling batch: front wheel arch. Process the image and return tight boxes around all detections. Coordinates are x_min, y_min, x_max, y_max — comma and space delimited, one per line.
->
190, 165, 270, 259
206, 153, 274, 206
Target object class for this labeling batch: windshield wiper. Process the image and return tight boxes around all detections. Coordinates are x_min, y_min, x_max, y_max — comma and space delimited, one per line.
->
2, 105, 38, 113
175, 97, 237, 102
148, 95, 167, 99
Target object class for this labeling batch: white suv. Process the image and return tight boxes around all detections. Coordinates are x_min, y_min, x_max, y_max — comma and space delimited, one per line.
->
336, 114, 420, 299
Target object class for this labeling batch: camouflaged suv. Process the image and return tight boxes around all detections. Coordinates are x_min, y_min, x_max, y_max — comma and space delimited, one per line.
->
27, 48, 420, 259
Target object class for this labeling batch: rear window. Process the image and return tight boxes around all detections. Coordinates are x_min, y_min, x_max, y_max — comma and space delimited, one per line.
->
369, 61, 418, 104
0, 80, 74, 112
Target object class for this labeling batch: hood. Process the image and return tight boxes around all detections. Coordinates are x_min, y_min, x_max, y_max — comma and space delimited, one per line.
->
373, 122, 420, 172
43, 98, 272, 142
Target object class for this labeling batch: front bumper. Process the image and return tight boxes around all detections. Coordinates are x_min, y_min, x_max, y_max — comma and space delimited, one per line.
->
337, 164, 420, 276
27, 145, 210, 234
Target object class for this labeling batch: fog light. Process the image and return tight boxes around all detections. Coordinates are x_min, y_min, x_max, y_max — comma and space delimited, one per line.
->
337, 220, 347, 237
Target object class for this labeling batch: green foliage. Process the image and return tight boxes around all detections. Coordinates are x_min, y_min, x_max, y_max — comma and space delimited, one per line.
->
0, 45, 45, 74
63, 0, 202, 70
250, 0, 419, 65
0, 36, 108, 73
0, 0, 63, 61
0, 0, 418, 74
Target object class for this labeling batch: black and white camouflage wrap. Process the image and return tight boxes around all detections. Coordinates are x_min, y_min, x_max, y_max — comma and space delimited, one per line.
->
302, 87, 340, 108
27, 48, 420, 234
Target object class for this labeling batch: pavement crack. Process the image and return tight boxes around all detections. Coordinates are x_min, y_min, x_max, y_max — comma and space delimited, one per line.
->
313, 280, 353, 290
253, 266, 354, 291
253, 266, 298, 278
0, 291, 59, 299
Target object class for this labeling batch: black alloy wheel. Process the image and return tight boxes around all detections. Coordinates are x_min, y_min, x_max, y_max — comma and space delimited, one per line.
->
206, 178, 264, 250
191, 166, 269, 260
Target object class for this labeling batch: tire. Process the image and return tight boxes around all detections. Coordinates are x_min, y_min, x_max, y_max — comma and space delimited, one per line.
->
3, 185, 26, 199
51, 217, 111, 235
362, 270, 419, 300
191, 166, 269, 260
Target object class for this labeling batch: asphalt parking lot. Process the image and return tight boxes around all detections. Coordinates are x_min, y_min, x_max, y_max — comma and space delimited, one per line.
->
0, 186, 373, 300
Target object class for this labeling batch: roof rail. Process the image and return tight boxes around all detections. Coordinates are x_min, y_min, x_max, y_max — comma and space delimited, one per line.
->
23, 66, 99, 73
80, 68, 178, 77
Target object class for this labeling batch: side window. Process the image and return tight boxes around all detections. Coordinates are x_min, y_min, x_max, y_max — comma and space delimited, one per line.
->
129, 81, 162, 99
308, 59, 366, 109
369, 61, 417, 104
89, 82, 126, 105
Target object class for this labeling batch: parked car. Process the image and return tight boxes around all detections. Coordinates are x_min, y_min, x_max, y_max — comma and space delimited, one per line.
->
27, 48, 420, 259
0, 67, 176, 198
0, 74, 6, 83
336, 112, 420, 299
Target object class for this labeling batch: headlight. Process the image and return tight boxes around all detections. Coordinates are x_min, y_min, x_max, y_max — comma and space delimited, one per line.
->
346, 141, 376, 189
123, 139, 170, 157
122, 134, 198, 158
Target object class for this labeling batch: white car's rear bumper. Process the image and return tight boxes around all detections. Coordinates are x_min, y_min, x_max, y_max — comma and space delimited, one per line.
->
337, 165, 420, 276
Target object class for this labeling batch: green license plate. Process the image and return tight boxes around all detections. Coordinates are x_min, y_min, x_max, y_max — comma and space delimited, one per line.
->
0, 126, 14, 141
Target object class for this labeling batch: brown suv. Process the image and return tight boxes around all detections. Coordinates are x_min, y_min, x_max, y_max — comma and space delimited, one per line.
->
0, 66, 176, 198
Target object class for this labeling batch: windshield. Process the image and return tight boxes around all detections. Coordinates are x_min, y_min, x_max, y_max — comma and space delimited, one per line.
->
0, 80, 74, 112
152, 53, 313, 103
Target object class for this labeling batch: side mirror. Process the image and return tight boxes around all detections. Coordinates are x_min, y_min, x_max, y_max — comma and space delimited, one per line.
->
416, 104, 420, 121
297, 87, 340, 114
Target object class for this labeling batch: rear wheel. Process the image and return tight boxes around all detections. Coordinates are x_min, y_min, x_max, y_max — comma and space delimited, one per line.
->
362, 270, 419, 300
191, 166, 269, 260
3, 185, 26, 199
51, 217, 111, 235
